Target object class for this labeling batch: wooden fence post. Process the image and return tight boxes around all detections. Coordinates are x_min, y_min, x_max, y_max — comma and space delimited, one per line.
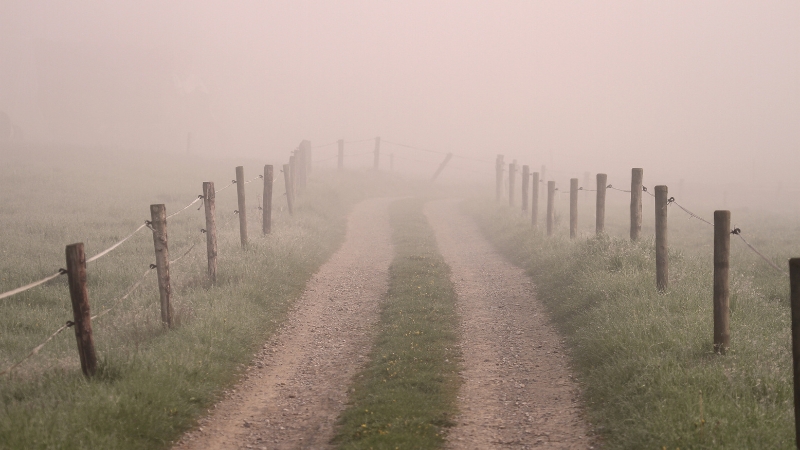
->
521, 165, 530, 212
531, 172, 540, 228
337, 139, 344, 171
203, 182, 218, 285
263, 165, 273, 234
150, 204, 172, 326
631, 168, 643, 241
596, 173, 607, 235
65, 243, 97, 376
496, 155, 504, 201
235, 166, 248, 249
714, 210, 731, 354
655, 185, 669, 291
570, 178, 578, 239
373, 136, 381, 170
789, 258, 800, 448
283, 164, 294, 215
508, 161, 517, 207
547, 180, 555, 236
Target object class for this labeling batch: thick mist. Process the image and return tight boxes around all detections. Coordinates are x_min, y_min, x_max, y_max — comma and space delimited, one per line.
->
1, 1, 798, 191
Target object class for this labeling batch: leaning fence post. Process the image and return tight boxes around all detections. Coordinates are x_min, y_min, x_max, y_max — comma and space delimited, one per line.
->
531, 172, 540, 228
596, 173, 607, 235
789, 258, 800, 448
570, 178, 578, 239
263, 165, 273, 234
65, 243, 97, 376
655, 185, 669, 291
496, 155, 504, 201
508, 161, 517, 207
521, 165, 530, 212
547, 180, 555, 236
631, 168, 643, 241
337, 139, 344, 171
714, 210, 731, 354
373, 136, 381, 170
235, 166, 248, 249
283, 164, 294, 215
203, 182, 218, 285
150, 204, 172, 327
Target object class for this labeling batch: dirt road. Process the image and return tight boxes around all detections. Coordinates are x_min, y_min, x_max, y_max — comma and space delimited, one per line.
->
425, 199, 592, 449
173, 198, 393, 450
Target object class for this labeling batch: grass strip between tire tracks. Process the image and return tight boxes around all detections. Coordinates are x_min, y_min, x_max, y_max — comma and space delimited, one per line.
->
333, 197, 461, 449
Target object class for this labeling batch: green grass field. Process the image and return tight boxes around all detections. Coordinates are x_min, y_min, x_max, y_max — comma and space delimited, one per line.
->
467, 191, 800, 449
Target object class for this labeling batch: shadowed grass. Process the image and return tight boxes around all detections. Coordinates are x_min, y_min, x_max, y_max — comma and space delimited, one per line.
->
466, 197, 797, 449
332, 197, 461, 449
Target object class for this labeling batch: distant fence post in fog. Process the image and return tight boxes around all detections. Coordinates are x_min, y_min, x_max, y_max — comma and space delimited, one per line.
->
531, 171, 540, 228
235, 166, 248, 249
373, 136, 381, 170
150, 204, 173, 327
495, 155, 504, 201
283, 164, 294, 215
596, 173, 607, 235
547, 180, 555, 236
65, 242, 97, 377
655, 185, 668, 292
570, 178, 578, 239
713, 210, 731, 355
789, 258, 800, 448
337, 139, 344, 171
521, 165, 530, 212
508, 161, 517, 207
203, 182, 218, 285
263, 165, 273, 235
631, 168, 643, 241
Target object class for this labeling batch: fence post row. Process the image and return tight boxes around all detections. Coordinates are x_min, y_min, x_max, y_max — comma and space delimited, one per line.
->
65, 242, 97, 377
496, 155, 504, 202
655, 185, 669, 292
570, 178, 578, 239
263, 165, 273, 234
631, 168, 643, 241
596, 173, 607, 235
203, 182, 218, 285
283, 164, 294, 215
373, 136, 381, 170
713, 210, 731, 355
521, 165, 530, 212
547, 180, 555, 237
150, 204, 172, 327
508, 161, 517, 207
789, 258, 800, 448
531, 171, 540, 228
337, 139, 344, 171
235, 166, 248, 249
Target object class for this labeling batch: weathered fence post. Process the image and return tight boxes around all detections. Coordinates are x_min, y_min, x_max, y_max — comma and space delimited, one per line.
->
596, 173, 607, 235
203, 182, 218, 285
496, 155, 504, 201
263, 165, 273, 234
547, 180, 555, 236
570, 178, 578, 239
150, 204, 172, 326
714, 210, 731, 354
337, 139, 344, 171
283, 164, 294, 215
508, 161, 517, 207
235, 166, 248, 249
521, 165, 530, 212
655, 185, 669, 291
631, 168, 643, 241
373, 136, 381, 170
531, 172, 540, 228
789, 258, 800, 448
65, 243, 97, 376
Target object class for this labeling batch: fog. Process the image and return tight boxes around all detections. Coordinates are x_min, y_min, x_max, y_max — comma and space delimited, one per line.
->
2, 1, 798, 190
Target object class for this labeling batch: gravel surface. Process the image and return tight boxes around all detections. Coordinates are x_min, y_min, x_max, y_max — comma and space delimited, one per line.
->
425, 199, 593, 449
173, 198, 394, 450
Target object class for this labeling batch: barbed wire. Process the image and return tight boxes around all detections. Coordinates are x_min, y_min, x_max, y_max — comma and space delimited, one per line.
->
666, 197, 714, 226
0, 271, 66, 301
311, 141, 338, 149
731, 229, 788, 276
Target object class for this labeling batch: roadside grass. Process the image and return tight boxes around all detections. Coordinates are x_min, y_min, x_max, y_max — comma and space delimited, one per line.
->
0, 144, 417, 449
466, 197, 798, 449
333, 197, 461, 449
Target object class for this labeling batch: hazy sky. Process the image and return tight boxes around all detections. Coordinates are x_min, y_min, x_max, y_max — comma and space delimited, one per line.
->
1, 1, 798, 185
